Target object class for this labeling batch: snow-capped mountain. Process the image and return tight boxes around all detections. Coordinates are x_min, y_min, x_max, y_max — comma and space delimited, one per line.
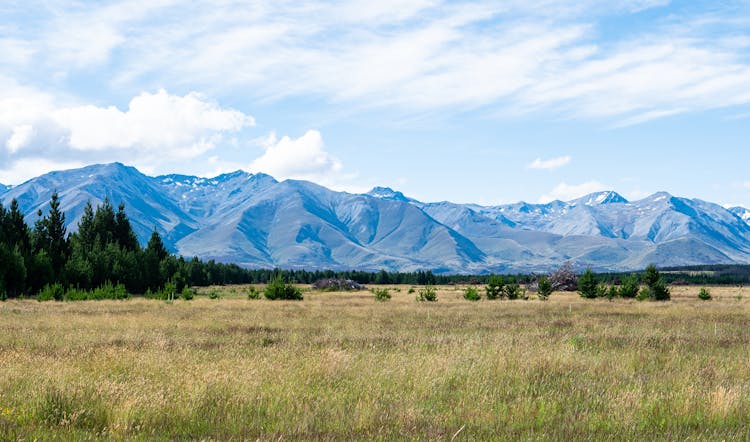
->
3, 162, 750, 273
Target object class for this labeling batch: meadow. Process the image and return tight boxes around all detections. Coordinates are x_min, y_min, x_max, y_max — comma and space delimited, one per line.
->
1, 285, 749, 440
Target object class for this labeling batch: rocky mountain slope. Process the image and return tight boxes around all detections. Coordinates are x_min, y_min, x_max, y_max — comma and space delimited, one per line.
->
2, 163, 750, 273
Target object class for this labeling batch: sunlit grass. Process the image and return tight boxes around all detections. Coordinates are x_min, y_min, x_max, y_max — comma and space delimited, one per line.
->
1, 285, 749, 440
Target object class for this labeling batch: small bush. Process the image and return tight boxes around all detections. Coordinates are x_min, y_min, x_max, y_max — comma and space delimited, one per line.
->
264, 274, 303, 300
698, 287, 712, 301
372, 287, 391, 301
407, 287, 415, 294
207, 290, 221, 300
636, 287, 650, 301
180, 286, 195, 300
578, 268, 599, 299
417, 285, 437, 302
37, 283, 65, 302
463, 286, 481, 301
247, 286, 260, 300
503, 279, 523, 300
619, 274, 640, 298
485, 275, 504, 300
606, 285, 619, 301
536, 276, 552, 300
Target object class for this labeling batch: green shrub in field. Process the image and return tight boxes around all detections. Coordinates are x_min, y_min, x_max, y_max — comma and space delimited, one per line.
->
264, 274, 303, 300
37, 283, 65, 302
536, 276, 552, 300
416, 285, 437, 302
503, 279, 524, 300
607, 285, 619, 301
180, 286, 195, 300
485, 275, 504, 300
208, 290, 221, 300
407, 287, 415, 294
578, 268, 599, 299
247, 286, 260, 300
636, 287, 650, 301
372, 287, 391, 301
643, 265, 670, 301
619, 274, 640, 298
463, 286, 481, 301
698, 287, 712, 301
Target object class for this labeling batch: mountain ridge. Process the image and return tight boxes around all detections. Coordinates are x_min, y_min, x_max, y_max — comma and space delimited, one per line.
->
2, 162, 750, 273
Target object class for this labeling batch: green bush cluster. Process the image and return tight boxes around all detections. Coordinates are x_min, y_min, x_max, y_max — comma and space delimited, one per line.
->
36, 281, 130, 302
463, 286, 481, 301
264, 274, 303, 300
698, 287, 712, 301
485, 275, 525, 300
416, 285, 437, 302
247, 286, 260, 300
372, 287, 391, 301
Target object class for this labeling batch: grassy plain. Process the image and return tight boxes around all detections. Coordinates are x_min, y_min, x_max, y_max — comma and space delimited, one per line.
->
1, 285, 749, 440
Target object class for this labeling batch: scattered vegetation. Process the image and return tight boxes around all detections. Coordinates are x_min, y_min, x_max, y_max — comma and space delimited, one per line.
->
699, 287, 712, 301
371, 287, 391, 301
247, 286, 260, 300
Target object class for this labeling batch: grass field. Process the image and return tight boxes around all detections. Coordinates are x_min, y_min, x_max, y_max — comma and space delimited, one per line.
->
1, 284, 749, 440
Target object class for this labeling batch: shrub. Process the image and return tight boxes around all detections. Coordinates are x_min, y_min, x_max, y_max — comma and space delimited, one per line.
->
619, 274, 640, 298
37, 283, 65, 302
636, 287, 650, 301
180, 286, 195, 300
247, 286, 260, 300
485, 275, 504, 300
372, 287, 391, 301
536, 276, 552, 300
407, 287, 415, 294
463, 286, 481, 301
264, 274, 303, 300
698, 287, 712, 301
578, 268, 599, 299
606, 285, 619, 301
503, 279, 523, 300
643, 264, 670, 301
417, 285, 437, 302
208, 290, 221, 300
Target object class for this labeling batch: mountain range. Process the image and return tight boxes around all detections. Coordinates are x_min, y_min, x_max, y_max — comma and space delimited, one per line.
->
2, 162, 750, 273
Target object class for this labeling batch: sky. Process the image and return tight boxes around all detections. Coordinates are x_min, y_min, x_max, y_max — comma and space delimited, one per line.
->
1, 0, 750, 206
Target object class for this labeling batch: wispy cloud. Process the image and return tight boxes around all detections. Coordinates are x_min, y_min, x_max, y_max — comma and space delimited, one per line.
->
2, 1, 748, 126
528, 155, 571, 170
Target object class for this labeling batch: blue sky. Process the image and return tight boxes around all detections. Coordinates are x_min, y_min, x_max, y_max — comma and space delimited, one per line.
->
1, 0, 750, 206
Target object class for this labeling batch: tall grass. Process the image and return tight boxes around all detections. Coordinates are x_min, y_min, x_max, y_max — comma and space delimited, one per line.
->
0, 285, 748, 440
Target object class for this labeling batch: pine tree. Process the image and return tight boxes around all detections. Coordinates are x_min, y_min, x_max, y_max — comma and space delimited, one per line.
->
643, 264, 670, 301
147, 228, 168, 261
78, 200, 96, 251
114, 202, 139, 251
93, 197, 116, 247
578, 267, 599, 299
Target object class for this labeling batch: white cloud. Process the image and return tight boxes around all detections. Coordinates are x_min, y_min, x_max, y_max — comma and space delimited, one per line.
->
0, 86, 254, 183
5, 125, 33, 153
52, 89, 254, 154
0, 158, 85, 185
528, 155, 571, 170
539, 181, 608, 203
249, 130, 344, 183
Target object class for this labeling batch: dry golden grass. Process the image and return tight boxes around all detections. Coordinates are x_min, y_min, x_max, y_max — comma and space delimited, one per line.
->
1, 284, 749, 440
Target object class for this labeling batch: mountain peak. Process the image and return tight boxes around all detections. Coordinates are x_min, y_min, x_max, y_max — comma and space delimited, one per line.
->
573, 191, 628, 206
366, 186, 410, 202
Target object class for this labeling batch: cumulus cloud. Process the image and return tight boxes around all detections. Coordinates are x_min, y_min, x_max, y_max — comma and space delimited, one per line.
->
539, 181, 608, 203
527, 155, 571, 170
249, 130, 343, 182
0, 86, 254, 183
